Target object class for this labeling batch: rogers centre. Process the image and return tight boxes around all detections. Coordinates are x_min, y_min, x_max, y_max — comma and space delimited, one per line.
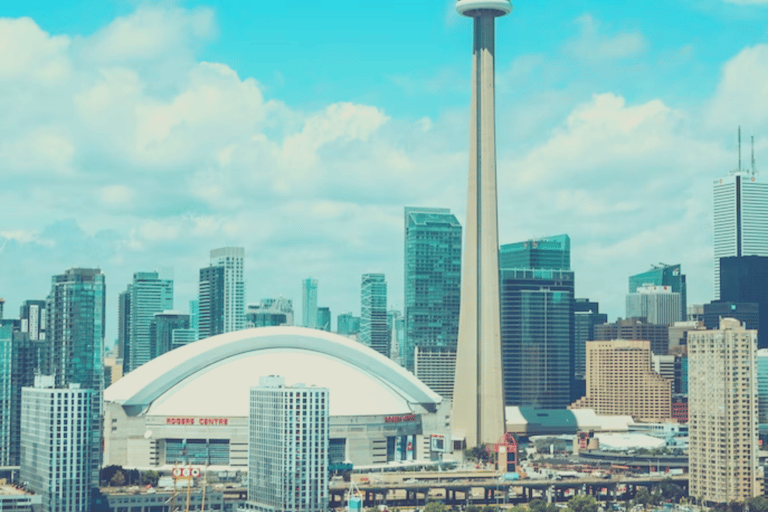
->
104, 327, 450, 471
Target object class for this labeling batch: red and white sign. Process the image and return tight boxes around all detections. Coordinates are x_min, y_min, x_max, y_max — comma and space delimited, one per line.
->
384, 414, 416, 423
165, 417, 229, 426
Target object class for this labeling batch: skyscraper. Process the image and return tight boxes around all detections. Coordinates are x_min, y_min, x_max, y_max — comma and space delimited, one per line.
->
246, 376, 328, 512
247, 298, 294, 328
403, 207, 462, 372
451, 0, 510, 448
720, 255, 768, 349
209, 247, 246, 332
713, 167, 768, 299
360, 274, 389, 357
336, 313, 360, 336
302, 278, 319, 329
500, 268, 574, 409
499, 234, 570, 271
573, 299, 607, 382
21, 377, 93, 512
688, 318, 760, 504
595, 317, 669, 356
198, 265, 225, 339
122, 270, 174, 373
626, 284, 682, 326
117, 289, 130, 359
629, 264, 687, 321
316, 307, 331, 332
149, 311, 191, 357
0, 325, 11, 466
19, 300, 46, 341
47, 268, 104, 488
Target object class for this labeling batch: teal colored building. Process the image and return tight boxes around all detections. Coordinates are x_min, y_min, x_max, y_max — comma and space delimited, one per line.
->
499, 234, 570, 271
403, 207, 462, 372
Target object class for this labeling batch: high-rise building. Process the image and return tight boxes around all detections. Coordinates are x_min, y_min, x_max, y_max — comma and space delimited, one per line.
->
570, 340, 672, 421
0, 298, 3, 320
720, 255, 768, 348
594, 317, 669, 356
316, 307, 331, 332
246, 298, 293, 328
47, 268, 105, 487
360, 274, 389, 357
414, 346, 456, 400
117, 290, 130, 359
150, 311, 190, 357
500, 268, 574, 409
629, 264, 687, 323
21, 377, 93, 512
499, 234, 570, 271
713, 167, 768, 299
122, 271, 173, 373
757, 349, 768, 424
246, 376, 328, 512
387, 310, 405, 365
336, 313, 360, 337
19, 300, 46, 341
703, 302, 759, 335
688, 318, 760, 504
209, 247, 245, 333
198, 265, 225, 339
301, 278, 318, 329
573, 299, 607, 381
452, 0, 510, 447
0, 325, 11, 466
189, 299, 199, 336
668, 320, 705, 355
626, 284, 682, 326
9, 330, 41, 466
403, 207, 462, 372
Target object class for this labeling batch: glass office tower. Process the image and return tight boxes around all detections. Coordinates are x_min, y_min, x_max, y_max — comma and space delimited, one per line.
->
500, 269, 574, 408
403, 207, 462, 372
499, 234, 570, 271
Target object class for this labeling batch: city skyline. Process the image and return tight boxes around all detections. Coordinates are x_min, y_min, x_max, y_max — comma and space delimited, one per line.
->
2, 1, 768, 346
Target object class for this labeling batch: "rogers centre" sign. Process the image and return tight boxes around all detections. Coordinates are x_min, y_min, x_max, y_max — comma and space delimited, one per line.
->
165, 417, 229, 426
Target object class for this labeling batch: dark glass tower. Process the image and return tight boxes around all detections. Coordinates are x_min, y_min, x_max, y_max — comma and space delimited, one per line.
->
198, 265, 225, 339
573, 299, 607, 380
403, 207, 462, 372
628, 263, 687, 322
719, 255, 768, 348
500, 268, 574, 408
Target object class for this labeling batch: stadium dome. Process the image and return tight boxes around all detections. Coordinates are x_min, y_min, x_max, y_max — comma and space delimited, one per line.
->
105, 326, 442, 418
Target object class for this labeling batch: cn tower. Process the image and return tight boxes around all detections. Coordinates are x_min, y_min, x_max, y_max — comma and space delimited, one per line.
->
451, 0, 510, 447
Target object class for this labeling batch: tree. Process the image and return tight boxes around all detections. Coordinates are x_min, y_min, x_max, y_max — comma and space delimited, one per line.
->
748, 497, 768, 512
465, 506, 482, 512
481, 506, 498, 512
529, 498, 560, 512
140, 470, 159, 487
635, 488, 652, 508
424, 502, 447, 512
110, 470, 126, 487
568, 495, 599, 512
657, 478, 684, 503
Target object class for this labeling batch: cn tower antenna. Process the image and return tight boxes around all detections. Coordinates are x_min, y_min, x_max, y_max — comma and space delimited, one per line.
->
752, 133, 756, 175
738, 126, 742, 171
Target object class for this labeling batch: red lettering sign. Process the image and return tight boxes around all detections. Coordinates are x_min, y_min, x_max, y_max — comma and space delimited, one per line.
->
165, 417, 229, 426
384, 414, 416, 423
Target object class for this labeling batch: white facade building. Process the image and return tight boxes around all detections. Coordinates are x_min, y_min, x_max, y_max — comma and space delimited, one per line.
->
103, 327, 449, 471
688, 318, 760, 504
21, 377, 92, 512
246, 376, 328, 512
626, 284, 681, 326
713, 171, 768, 298
210, 247, 246, 333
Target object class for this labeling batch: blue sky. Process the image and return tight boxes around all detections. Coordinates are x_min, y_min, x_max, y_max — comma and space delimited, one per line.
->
1, 0, 768, 345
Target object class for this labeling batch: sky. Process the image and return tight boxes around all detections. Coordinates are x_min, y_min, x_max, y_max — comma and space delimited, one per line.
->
1, 0, 768, 346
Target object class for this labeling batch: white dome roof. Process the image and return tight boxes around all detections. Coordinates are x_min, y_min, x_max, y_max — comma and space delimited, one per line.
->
105, 327, 441, 418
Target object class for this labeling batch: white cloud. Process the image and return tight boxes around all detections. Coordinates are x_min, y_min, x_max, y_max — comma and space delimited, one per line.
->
564, 14, 646, 61
706, 44, 768, 130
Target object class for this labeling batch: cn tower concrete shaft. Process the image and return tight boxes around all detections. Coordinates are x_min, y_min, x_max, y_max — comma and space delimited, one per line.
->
452, 7, 508, 448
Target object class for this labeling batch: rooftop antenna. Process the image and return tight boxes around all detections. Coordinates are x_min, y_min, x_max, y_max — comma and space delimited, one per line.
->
752, 133, 756, 175
738, 126, 742, 171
